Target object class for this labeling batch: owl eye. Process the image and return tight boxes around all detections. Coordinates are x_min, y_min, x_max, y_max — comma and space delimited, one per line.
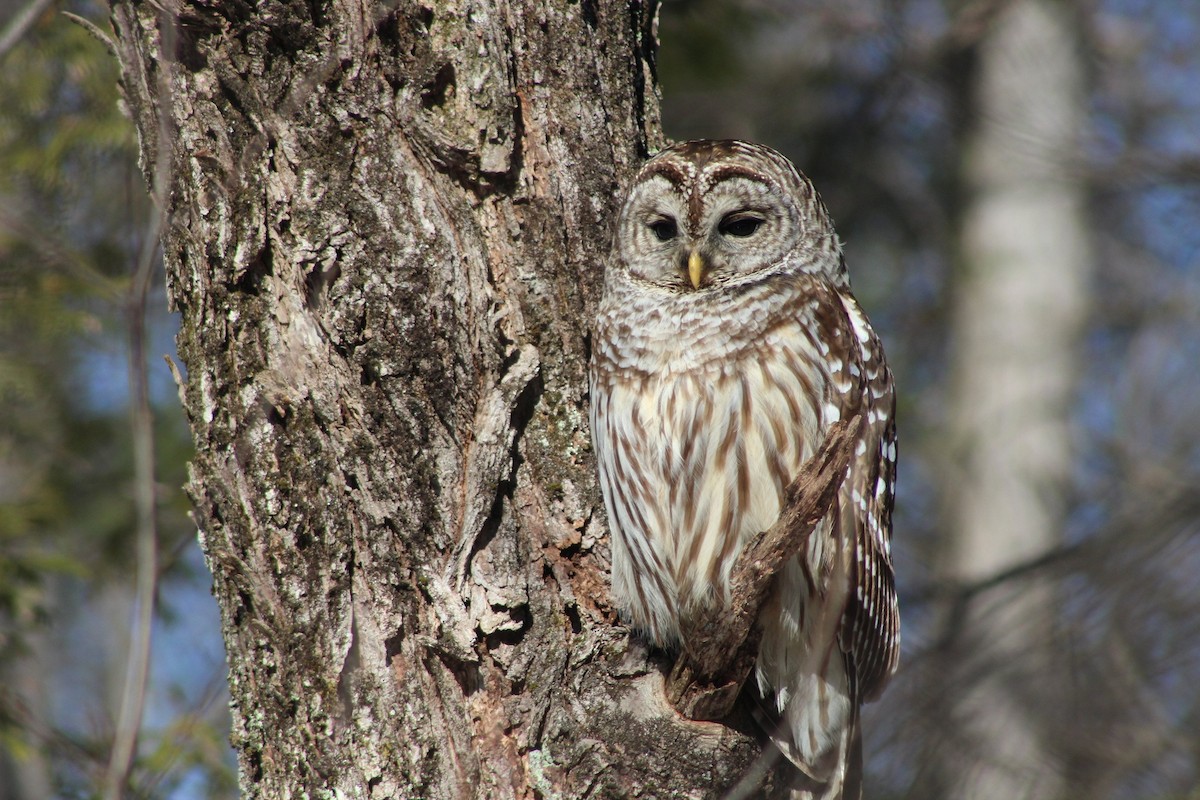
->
649, 219, 677, 242
719, 213, 764, 238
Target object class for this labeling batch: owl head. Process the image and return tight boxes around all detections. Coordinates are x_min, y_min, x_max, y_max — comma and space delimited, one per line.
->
611, 140, 845, 293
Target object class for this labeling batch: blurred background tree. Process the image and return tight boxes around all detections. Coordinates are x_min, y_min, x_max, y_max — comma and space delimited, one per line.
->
2, 0, 1198, 797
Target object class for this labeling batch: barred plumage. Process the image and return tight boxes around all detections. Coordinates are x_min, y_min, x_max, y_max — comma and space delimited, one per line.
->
590, 140, 898, 799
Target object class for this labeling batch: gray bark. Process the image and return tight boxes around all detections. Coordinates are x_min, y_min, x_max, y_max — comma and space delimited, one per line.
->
109, 2, 783, 797
939, 1, 1091, 797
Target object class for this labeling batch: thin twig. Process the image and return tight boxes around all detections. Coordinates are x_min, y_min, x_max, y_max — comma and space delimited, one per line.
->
62, 10, 119, 59
0, 207, 123, 299
103, 192, 163, 800
903, 482, 1200, 609
0, 0, 55, 63
103, 8, 175, 796
905, 539, 1088, 608
137, 670, 234, 797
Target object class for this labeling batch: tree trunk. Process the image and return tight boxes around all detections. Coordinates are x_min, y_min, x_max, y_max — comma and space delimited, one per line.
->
109, 2, 779, 797
937, 1, 1091, 796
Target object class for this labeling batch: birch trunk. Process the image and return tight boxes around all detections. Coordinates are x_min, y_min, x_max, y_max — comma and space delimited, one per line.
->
109, 2, 780, 797
939, 1, 1091, 796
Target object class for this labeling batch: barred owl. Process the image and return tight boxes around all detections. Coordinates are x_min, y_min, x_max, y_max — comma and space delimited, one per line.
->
589, 140, 898, 798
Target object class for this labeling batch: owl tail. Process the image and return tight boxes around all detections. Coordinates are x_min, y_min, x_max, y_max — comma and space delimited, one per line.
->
757, 703, 862, 800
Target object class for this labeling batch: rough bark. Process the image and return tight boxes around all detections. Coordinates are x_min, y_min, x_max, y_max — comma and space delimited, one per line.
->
937, 1, 1091, 796
108, 2, 788, 797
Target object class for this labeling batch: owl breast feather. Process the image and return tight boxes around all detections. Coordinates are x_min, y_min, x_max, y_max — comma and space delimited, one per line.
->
594, 304, 828, 643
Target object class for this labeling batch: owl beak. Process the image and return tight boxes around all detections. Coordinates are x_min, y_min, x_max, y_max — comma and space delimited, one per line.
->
687, 249, 706, 289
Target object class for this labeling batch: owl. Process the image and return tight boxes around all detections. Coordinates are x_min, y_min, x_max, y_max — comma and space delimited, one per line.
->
589, 140, 898, 798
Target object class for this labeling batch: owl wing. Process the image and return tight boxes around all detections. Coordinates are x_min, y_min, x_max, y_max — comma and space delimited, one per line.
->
833, 293, 900, 703
751, 282, 897, 792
